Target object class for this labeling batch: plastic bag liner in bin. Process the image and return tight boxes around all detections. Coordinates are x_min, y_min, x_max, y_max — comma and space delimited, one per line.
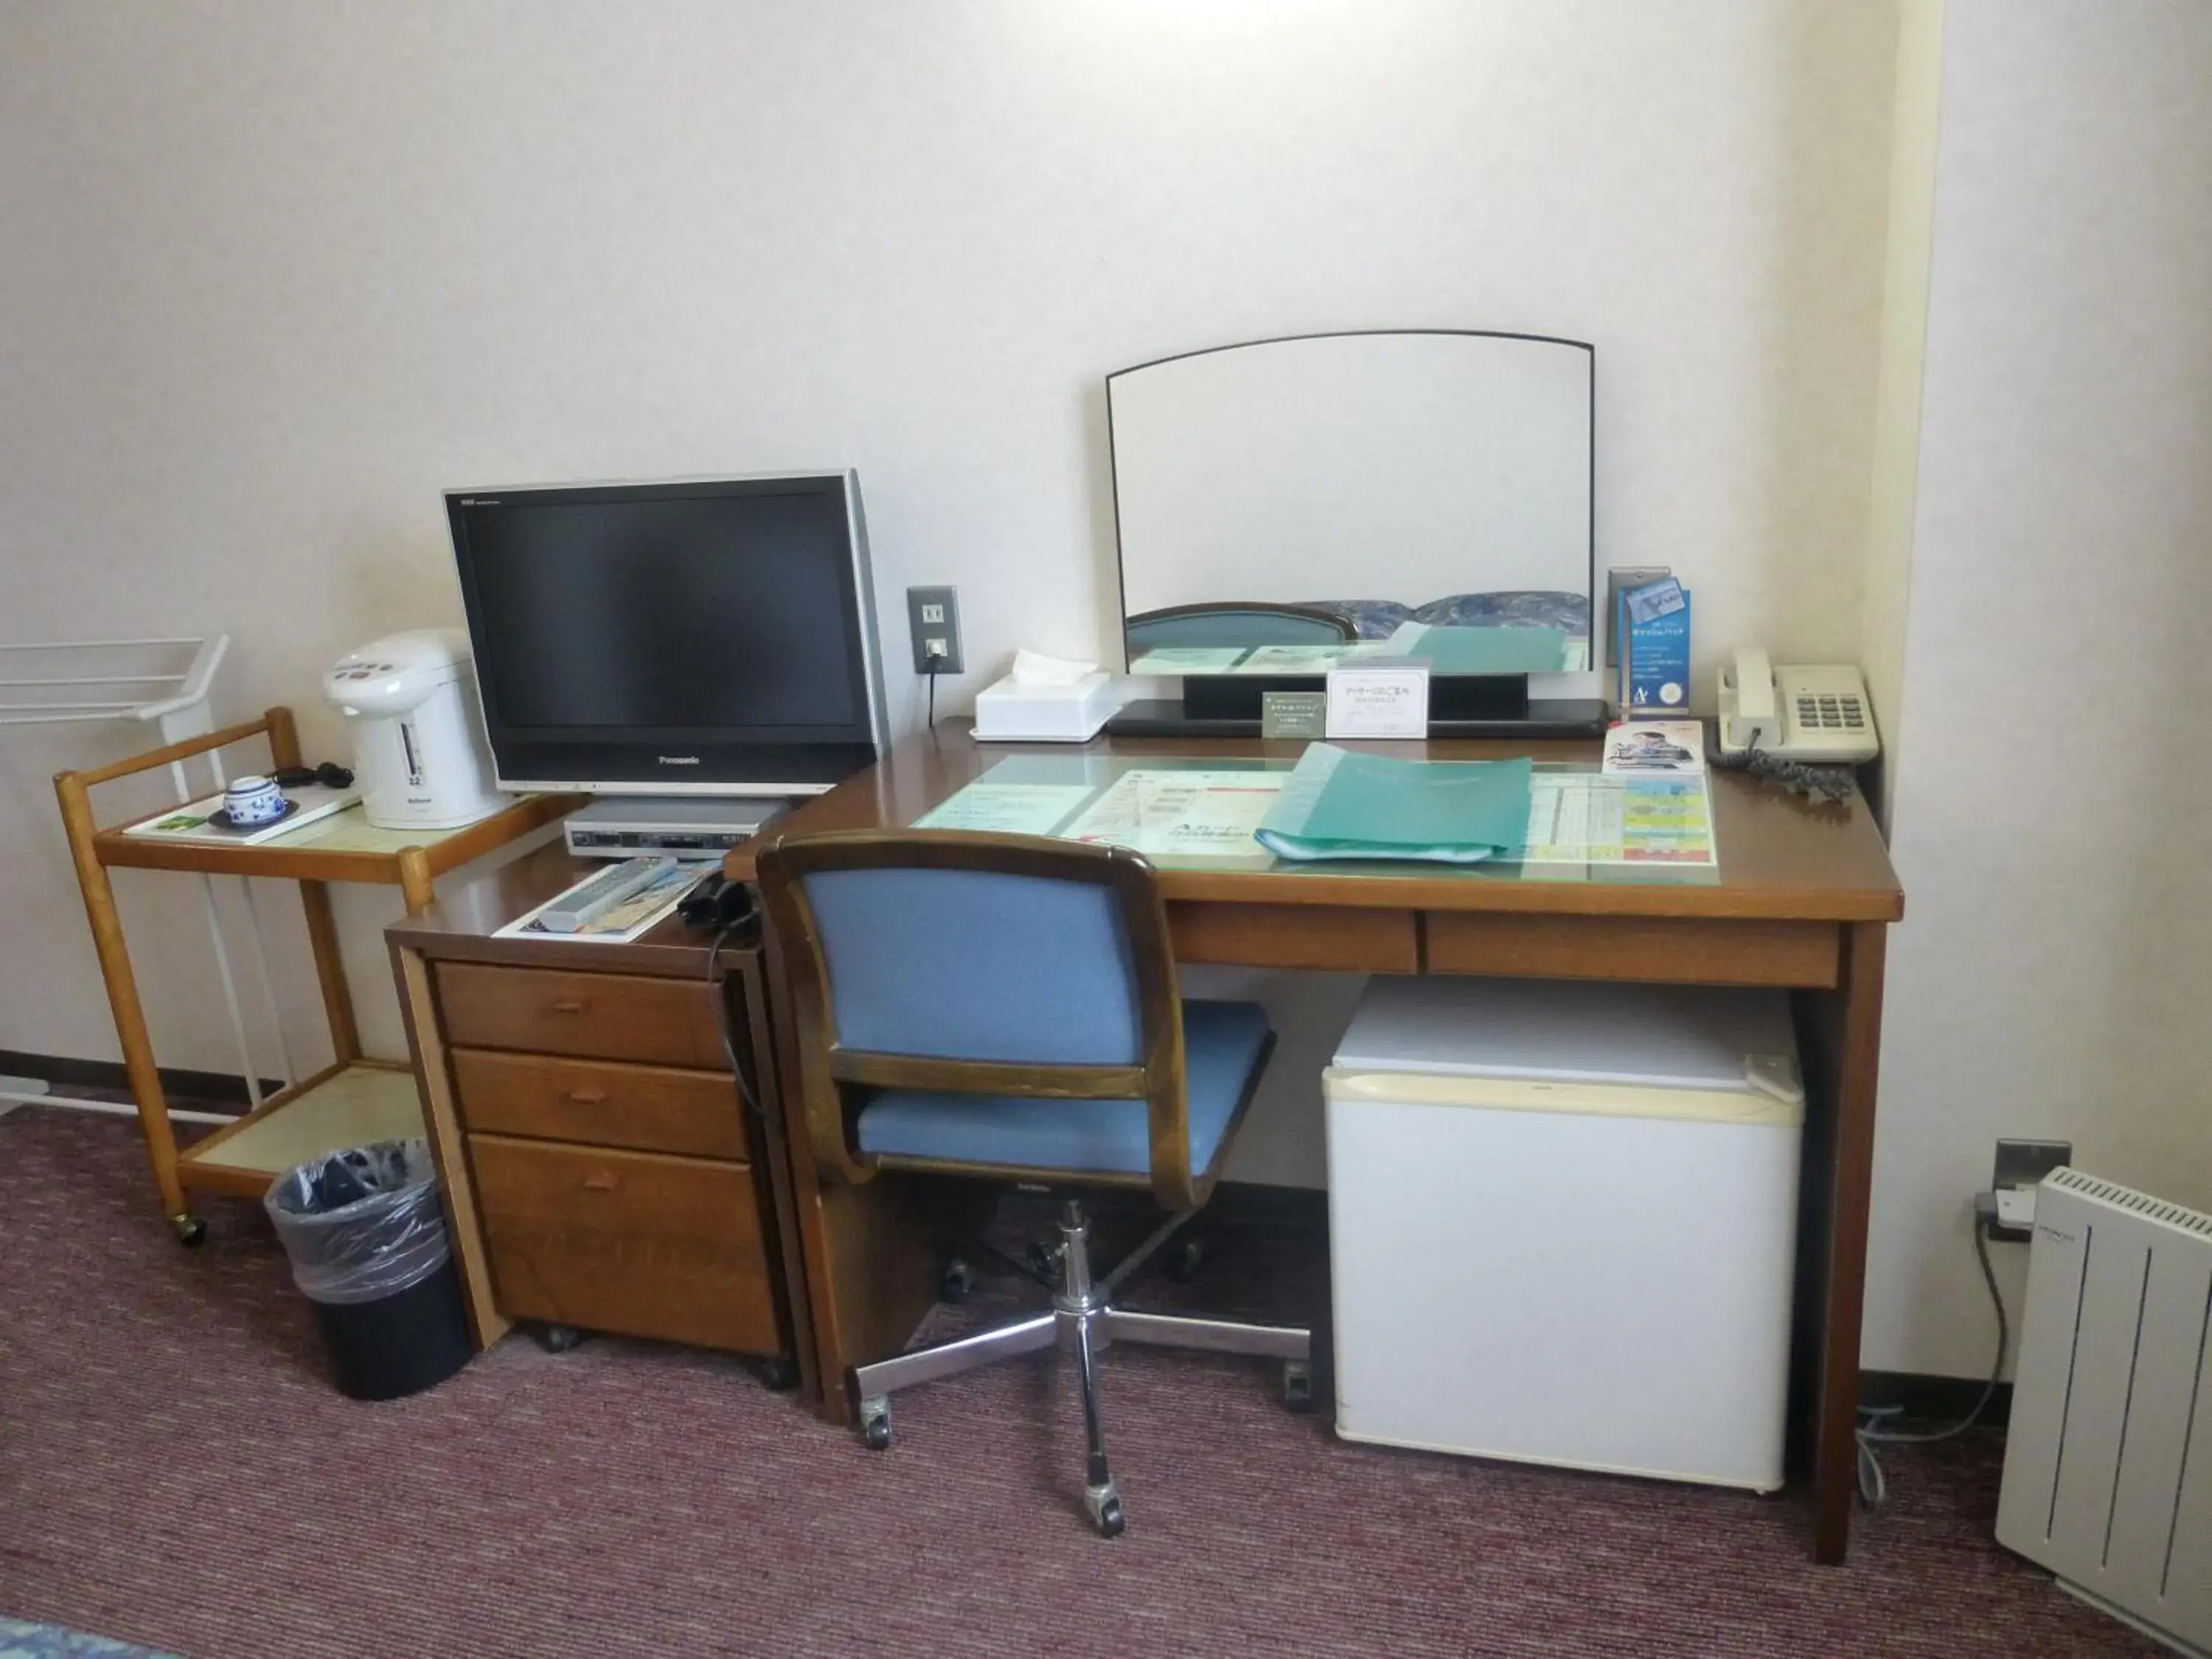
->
264, 1138, 473, 1401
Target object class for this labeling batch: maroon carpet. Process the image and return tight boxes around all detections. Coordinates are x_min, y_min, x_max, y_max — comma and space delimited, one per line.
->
0, 1110, 2157, 1659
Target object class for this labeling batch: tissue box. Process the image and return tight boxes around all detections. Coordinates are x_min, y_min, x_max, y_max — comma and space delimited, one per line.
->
972, 671, 1117, 742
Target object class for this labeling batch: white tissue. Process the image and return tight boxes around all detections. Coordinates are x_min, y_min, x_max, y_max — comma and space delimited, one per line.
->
1009, 649, 1099, 685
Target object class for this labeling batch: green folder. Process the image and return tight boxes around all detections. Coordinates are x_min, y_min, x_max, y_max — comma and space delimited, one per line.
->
1253, 745, 1533, 864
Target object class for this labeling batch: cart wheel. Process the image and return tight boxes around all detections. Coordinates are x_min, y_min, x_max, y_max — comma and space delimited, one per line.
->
538, 1324, 583, 1354
757, 1355, 800, 1391
172, 1214, 208, 1248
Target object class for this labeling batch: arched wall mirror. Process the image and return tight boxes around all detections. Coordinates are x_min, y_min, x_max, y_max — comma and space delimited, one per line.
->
1107, 330, 1596, 688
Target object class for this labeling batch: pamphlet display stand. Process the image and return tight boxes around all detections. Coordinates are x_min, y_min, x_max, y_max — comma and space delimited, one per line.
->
51, 695, 575, 1243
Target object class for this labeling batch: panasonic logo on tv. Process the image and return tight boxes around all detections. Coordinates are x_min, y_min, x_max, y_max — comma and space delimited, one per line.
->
658, 755, 702, 766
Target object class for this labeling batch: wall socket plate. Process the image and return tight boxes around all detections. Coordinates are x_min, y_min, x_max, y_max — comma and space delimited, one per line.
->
905, 585, 963, 675
1990, 1138, 2073, 1241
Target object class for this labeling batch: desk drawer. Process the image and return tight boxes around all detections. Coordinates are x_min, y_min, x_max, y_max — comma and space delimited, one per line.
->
1424, 912, 1840, 989
451, 1049, 746, 1161
437, 961, 728, 1069
470, 1134, 778, 1354
1168, 902, 1419, 973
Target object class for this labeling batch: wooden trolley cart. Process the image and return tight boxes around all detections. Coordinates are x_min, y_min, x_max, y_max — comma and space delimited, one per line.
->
54, 704, 576, 1242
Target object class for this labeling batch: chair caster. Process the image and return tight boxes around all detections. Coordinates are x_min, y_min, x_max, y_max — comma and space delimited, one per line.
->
537, 1324, 583, 1354
1283, 1359, 1314, 1413
1166, 1234, 1206, 1282
1027, 1241, 1066, 1281
757, 1355, 799, 1391
1085, 1482, 1127, 1539
171, 1214, 207, 1248
858, 1397, 892, 1450
940, 1257, 976, 1305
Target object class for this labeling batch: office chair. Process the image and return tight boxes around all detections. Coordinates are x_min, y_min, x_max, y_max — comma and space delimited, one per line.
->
1124, 602, 1357, 653
757, 830, 1310, 1537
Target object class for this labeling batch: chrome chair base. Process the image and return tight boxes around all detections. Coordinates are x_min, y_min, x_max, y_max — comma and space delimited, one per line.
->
850, 1197, 1312, 1536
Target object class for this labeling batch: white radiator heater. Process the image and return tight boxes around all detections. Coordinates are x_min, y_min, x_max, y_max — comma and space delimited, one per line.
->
1997, 1169, 2212, 1657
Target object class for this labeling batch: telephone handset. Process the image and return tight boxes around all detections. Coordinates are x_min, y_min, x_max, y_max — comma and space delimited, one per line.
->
1716, 648, 1879, 763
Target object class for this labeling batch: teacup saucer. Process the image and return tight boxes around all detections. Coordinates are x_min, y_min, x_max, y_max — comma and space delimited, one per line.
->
209, 799, 299, 833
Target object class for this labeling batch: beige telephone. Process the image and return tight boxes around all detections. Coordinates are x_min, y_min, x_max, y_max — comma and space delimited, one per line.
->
1716, 648, 1879, 763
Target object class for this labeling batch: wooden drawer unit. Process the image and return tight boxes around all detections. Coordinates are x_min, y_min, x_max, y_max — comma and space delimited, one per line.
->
436, 961, 728, 1069
450, 1049, 745, 1161
469, 1134, 779, 1354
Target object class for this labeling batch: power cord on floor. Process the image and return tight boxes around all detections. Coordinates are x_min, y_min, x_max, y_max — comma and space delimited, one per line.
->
1855, 1211, 2010, 1507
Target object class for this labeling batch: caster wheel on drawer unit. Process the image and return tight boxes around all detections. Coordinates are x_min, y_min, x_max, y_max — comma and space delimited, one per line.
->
172, 1214, 208, 1248
1282, 1360, 1315, 1413
1166, 1235, 1206, 1283
940, 1257, 976, 1305
537, 1324, 584, 1354
858, 1397, 892, 1450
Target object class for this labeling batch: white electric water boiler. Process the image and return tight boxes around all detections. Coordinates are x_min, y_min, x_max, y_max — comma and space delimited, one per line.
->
321, 629, 507, 830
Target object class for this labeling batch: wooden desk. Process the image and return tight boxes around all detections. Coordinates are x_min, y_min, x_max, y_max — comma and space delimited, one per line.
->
727, 725, 1904, 1564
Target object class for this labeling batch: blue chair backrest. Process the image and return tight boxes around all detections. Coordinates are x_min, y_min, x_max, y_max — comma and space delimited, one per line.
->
802, 866, 1146, 1065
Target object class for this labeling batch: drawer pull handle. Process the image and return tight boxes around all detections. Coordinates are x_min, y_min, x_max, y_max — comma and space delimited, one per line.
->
549, 998, 589, 1015
582, 1172, 617, 1193
566, 1088, 609, 1106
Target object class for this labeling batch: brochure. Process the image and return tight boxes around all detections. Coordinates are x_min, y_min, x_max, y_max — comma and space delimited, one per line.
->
1601, 720, 1706, 775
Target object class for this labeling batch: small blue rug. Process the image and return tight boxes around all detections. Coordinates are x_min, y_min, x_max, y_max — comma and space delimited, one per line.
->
0, 1620, 175, 1659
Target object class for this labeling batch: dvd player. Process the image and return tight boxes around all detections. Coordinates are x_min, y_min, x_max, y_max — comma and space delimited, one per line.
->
563, 796, 790, 858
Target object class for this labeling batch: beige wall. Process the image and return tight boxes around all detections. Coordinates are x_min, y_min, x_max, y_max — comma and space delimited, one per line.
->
1858, 0, 1945, 819
0, 1, 1901, 1077
1863, 0, 2212, 1376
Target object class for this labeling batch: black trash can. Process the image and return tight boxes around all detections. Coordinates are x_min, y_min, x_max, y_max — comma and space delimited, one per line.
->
264, 1138, 473, 1401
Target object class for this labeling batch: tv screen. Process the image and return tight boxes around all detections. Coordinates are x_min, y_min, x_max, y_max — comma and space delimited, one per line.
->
448, 474, 886, 795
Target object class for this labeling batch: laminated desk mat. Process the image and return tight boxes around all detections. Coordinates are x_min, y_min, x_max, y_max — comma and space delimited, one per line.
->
911, 754, 1716, 869
1254, 745, 1532, 864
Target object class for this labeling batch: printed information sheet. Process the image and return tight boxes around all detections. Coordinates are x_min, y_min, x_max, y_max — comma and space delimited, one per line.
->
1521, 773, 1715, 866
914, 782, 1096, 837
1060, 769, 1285, 863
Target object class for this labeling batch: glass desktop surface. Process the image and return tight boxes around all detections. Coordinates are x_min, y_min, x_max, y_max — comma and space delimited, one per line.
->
911, 753, 1718, 886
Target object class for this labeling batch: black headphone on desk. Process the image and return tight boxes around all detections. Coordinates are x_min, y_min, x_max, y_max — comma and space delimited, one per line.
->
678, 870, 757, 933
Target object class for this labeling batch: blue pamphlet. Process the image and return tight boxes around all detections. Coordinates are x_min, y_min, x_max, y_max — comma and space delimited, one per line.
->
1616, 580, 1692, 714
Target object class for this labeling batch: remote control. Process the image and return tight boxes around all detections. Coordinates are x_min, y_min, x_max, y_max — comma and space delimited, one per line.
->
538, 856, 678, 933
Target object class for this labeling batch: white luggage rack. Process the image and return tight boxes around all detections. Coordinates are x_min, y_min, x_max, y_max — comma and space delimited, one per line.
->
0, 635, 274, 1128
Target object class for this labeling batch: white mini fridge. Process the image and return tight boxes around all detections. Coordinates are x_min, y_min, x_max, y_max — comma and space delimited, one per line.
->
1325, 976, 1805, 1491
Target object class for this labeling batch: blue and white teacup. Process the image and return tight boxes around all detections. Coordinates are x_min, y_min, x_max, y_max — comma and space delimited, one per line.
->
223, 776, 286, 825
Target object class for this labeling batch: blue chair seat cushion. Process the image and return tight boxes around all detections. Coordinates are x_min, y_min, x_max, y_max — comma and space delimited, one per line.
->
854, 999, 1271, 1178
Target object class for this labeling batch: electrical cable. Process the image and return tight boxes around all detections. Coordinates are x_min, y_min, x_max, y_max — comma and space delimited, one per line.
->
925, 667, 939, 744
703, 914, 765, 1121
1854, 1215, 2010, 1506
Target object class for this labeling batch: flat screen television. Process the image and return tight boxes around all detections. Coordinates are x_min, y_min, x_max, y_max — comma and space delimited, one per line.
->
446, 472, 887, 796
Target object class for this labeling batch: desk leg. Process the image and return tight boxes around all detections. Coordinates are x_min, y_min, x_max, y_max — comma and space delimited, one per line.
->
1804, 920, 1888, 1564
